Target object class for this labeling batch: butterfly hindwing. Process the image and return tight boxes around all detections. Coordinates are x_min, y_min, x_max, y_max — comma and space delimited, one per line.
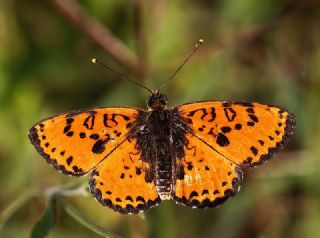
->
28, 107, 141, 176
177, 101, 296, 168
89, 138, 161, 214
173, 133, 243, 208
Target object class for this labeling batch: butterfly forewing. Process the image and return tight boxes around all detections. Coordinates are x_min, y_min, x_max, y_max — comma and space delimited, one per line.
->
29, 107, 142, 176
176, 101, 296, 168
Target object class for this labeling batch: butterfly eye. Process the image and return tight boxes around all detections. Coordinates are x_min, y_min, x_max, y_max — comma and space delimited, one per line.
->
145, 96, 153, 108
161, 94, 168, 105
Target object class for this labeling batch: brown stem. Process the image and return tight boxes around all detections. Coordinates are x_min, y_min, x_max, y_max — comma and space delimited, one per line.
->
44, 0, 142, 76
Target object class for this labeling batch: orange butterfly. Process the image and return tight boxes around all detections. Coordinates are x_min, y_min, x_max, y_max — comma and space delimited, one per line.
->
29, 40, 296, 214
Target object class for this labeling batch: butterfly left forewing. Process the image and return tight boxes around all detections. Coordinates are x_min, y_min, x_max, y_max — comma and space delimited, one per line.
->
176, 101, 295, 168
29, 107, 141, 176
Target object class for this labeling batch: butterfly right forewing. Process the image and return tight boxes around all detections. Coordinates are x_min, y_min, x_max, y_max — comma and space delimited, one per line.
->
177, 101, 296, 168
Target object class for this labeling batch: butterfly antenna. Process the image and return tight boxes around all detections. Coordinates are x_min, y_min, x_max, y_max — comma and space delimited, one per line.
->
92, 58, 153, 94
158, 39, 204, 90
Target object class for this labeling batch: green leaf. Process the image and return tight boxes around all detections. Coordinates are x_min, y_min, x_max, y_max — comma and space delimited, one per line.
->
30, 196, 57, 238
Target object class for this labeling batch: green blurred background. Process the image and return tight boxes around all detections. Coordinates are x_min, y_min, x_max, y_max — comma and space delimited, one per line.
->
1, 0, 319, 237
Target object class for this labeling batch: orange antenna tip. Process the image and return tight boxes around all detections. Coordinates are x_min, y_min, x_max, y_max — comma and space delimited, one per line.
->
158, 38, 204, 90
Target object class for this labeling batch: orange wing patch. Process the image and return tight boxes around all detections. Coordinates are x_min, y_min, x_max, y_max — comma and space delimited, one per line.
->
173, 134, 243, 208
178, 101, 295, 168
28, 107, 141, 176
89, 138, 161, 214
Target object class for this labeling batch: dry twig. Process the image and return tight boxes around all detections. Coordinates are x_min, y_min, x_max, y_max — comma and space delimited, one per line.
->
44, 0, 142, 76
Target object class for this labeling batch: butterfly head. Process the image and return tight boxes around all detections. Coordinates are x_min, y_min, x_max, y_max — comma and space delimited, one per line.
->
146, 91, 168, 110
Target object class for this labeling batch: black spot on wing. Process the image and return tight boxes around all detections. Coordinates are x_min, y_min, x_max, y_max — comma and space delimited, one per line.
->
221, 126, 231, 133
66, 117, 74, 124
208, 107, 216, 122
223, 107, 236, 122
249, 114, 259, 122
63, 125, 71, 134
92, 139, 109, 154
187, 108, 208, 120
187, 162, 193, 170
250, 146, 258, 156
247, 121, 255, 127
79, 132, 86, 138
202, 189, 209, 195
189, 191, 199, 199
72, 166, 83, 173
83, 115, 95, 130
66, 131, 74, 137
246, 108, 254, 114
176, 164, 185, 180
90, 133, 99, 140
135, 167, 142, 175
234, 102, 254, 107
235, 124, 242, 130
216, 133, 230, 147
126, 196, 134, 202
66, 156, 73, 166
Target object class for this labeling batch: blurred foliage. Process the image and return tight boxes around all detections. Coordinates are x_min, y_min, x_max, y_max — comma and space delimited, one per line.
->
0, 0, 320, 237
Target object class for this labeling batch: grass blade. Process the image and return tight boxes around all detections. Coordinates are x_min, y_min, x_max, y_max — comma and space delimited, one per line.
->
30, 196, 57, 238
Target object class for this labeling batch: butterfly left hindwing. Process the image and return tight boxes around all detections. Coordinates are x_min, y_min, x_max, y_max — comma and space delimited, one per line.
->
89, 138, 161, 214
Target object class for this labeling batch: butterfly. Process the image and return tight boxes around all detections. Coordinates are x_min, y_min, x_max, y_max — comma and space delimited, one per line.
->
28, 40, 296, 214
28, 91, 295, 214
